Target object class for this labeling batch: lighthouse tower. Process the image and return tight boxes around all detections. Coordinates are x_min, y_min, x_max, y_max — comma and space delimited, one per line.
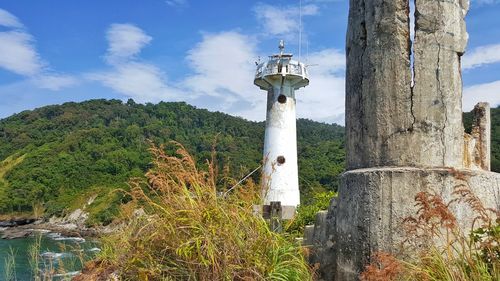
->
254, 41, 309, 209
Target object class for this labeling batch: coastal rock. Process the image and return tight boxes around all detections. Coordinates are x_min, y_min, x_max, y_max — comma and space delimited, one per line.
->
0, 218, 36, 227
1, 228, 33, 239
66, 208, 88, 225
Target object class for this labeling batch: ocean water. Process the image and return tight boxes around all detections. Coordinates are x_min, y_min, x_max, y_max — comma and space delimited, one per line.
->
0, 232, 99, 281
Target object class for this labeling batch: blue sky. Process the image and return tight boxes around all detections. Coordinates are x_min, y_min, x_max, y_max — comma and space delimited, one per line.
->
0, 0, 499, 124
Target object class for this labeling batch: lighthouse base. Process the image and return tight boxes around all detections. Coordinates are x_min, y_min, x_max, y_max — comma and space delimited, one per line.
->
253, 204, 296, 220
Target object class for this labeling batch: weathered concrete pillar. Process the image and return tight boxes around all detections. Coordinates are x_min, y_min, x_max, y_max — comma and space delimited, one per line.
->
306, 0, 500, 280
411, 0, 468, 168
471, 102, 491, 171
346, 0, 467, 170
346, 0, 414, 169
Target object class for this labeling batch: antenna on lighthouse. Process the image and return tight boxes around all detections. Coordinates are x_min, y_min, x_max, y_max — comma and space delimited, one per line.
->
298, 0, 302, 62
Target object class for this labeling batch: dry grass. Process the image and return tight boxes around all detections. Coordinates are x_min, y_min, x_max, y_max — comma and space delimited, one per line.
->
359, 252, 402, 281
78, 142, 312, 281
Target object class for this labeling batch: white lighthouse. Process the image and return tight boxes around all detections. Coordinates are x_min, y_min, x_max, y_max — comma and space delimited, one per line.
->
254, 41, 309, 209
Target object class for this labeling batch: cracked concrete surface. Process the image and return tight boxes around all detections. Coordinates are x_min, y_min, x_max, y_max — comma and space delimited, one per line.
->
346, 0, 467, 169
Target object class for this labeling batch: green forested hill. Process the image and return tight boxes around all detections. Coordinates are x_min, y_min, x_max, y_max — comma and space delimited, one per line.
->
0, 100, 497, 226
0, 99, 345, 224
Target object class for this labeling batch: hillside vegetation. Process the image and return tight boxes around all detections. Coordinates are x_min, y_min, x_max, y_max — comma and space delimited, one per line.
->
0, 99, 344, 225
0, 100, 497, 226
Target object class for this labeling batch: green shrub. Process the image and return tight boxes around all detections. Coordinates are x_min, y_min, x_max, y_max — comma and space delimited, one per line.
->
286, 191, 336, 236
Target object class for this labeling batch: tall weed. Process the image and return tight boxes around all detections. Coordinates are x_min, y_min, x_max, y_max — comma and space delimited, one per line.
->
4, 248, 17, 281
80, 142, 312, 280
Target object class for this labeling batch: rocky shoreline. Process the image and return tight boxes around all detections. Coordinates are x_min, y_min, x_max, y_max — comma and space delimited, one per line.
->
0, 205, 140, 240
0, 221, 101, 240
0, 208, 108, 240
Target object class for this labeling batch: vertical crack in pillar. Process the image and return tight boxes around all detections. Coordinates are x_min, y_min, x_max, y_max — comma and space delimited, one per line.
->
359, 0, 367, 134
436, 42, 447, 165
435, 0, 447, 166
409, 0, 417, 130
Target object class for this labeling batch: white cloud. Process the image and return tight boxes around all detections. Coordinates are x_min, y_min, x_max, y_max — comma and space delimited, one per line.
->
0, 9, 77, 91
254, 3, 319, 37
88, 62, 179, 102
463, 80, 500, 111
181, 31, 266, 119
183, 32, 258, 99
89, 24, 180, 102
31, 74, 79, 91
0, 31, 44, 76
305, 48, 345, 74
165, 0, 187, 7
90, 29, 263, 117
0, 8, 23, 28
297, 48, 346, 124
0, 10, 44, 77
105, 24, 152, 64
462, 43, 500, 70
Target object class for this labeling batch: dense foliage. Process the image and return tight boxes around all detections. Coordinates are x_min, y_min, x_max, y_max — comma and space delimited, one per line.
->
0, 99, 345, 224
